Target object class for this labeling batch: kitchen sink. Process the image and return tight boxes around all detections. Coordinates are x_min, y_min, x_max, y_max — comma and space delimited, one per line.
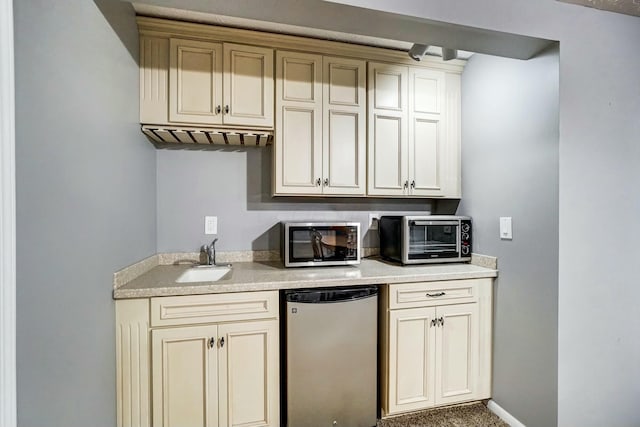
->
176, 265, 231, 283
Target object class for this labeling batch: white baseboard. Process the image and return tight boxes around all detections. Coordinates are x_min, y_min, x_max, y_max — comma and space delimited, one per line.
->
487, 400, 526, 427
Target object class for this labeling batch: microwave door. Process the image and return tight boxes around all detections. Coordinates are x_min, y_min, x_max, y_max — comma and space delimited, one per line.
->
290, 228, 320, 262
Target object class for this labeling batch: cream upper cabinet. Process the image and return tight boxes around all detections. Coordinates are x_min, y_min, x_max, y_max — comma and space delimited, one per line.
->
368, 62, 461, 198
380, 279, 492, 417
274, 51, 323, 195
144, 37, 274, 128
169, 39, 223, 125
223, 43, 274, 127
322, 56, 367, 195
367, 62, 409, 196
274, 51, 366, 196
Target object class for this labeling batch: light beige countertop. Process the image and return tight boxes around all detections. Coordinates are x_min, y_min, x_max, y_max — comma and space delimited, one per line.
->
113, 257, 498, 299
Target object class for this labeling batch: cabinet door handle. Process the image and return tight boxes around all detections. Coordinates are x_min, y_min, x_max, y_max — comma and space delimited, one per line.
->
219, 337, 225, 348
403, 180, 409, 189
224, 105, 229, 114
316, 178, 322, 186
426, 292, 446, 297
439, 317, 444, 326
215, 105, 221, 114
323, 178, 329, 187
410, 180, 416, 189
208, 337, 216, 349
430, 319, 437, 327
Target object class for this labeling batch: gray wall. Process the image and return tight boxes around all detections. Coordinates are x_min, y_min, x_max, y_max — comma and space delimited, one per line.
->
324, 1, 640, 426
156, 147, 433, 252
13, 0, 640, 426
458, 49, 559, 427
14, 1, 156, 426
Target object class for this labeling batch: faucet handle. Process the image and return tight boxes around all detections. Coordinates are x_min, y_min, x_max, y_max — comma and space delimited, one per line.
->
211, 238, 218, 246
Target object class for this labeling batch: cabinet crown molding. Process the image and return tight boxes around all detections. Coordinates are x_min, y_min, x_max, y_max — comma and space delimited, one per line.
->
136, 16, 466, 73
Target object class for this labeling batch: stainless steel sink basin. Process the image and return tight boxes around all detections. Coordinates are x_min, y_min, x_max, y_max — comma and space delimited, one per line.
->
176, 265, 231, 283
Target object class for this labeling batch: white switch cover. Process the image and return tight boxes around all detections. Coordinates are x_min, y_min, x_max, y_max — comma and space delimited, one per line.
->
205, 216, 218, 235
500, 217, 512, 240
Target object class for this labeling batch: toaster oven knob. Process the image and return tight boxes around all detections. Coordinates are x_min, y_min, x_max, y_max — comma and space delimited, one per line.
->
461, 224, 470, 232
461, 245, 470, 255
462, 232, 469, 240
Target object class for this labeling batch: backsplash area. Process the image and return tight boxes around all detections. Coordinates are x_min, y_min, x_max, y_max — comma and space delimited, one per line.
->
156, 147, 444, 253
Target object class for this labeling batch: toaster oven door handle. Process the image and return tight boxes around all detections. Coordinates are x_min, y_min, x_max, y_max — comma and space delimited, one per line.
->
412, 220, 459, 226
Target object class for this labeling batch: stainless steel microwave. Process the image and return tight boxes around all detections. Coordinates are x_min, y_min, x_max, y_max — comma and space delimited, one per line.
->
282, 222, 360, 267
379, 216, 472, 264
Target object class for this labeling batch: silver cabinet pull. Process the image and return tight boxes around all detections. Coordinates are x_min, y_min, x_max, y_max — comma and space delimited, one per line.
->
403, 180, 409, 189
410, 180, 416, 188
208, 337, 216, 349
215, 105, 221, 114
430, 319, 437, 327
316, 178, 321, 186
324, 178, 329, 186
219, 337, 225, 348
426, 292, 446, 297
439, 317, 444, 326
224, 105, 229, 114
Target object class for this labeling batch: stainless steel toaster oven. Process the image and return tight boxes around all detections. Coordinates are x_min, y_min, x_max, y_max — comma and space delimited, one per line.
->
379, 216, 472, 264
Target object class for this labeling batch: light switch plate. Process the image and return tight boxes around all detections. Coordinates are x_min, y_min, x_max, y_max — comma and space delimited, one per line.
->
205, 216, 218, 235
500, 217, 512, 240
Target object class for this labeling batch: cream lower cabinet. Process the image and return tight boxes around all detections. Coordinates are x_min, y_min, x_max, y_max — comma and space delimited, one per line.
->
368, 62, 461, 198
116, 291, 280, 427
152, 320, 278, 427
380, 279, 492, 417
274, 51, 366, 196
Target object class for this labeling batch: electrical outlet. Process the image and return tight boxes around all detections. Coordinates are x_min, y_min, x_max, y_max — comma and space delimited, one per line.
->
205, 216, 218, 235
369, 213, 381, 230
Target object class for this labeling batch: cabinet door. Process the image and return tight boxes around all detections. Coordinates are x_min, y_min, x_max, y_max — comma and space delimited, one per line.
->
169, 38, 223, 125
387, 306, 437, 414
274, 51, 323, 195
322, 57, 366, 195
367, 62, 409, 196
218, 320, 279, 427
435, 303, 480, 405
152, 325, 219, 427
408, 68, 447, 197
223, 44, 274, 127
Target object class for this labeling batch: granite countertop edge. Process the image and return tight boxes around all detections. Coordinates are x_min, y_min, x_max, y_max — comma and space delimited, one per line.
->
113, 258, 498, 299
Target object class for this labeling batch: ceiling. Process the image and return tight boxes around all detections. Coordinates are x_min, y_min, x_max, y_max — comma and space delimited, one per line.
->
129, 0, 556, 60
557, 0, 640, 17
132, 3, 475, 59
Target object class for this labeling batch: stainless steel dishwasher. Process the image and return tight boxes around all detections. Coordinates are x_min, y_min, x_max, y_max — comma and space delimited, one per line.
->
283, 286, 378, 427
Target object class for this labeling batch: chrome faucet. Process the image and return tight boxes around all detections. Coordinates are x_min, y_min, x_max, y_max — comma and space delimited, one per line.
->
203, 238, 218, 266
